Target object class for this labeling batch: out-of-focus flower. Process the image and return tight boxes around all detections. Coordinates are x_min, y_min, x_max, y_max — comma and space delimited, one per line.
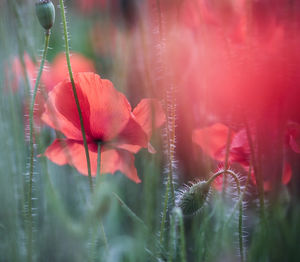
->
286, 121, 300, 154
42, 72, 165, 182
9, 53, 49, 133
10, 53, 40, 93
193, 123, 294, 191
76, 0, 107, 13
192, 123, 250, 166
89, 21, 118, 56
44, 52, 96, 91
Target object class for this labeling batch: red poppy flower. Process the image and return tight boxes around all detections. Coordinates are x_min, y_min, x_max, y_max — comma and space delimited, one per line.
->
42, 72, 165, 183
193, 123, 293, 191
192, 123, 250, 166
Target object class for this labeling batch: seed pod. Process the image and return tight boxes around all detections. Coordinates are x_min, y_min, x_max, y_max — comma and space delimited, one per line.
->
35, 0, 55, 30
176, 181, 210, 216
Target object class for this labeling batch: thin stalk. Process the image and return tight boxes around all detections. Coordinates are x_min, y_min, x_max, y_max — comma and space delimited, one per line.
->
154, 0, 175, 204
168, 208, 187, 262
207, 169, 244, 262
160, 177, 170, 245
59, 0, 93, 192
222, 128, 232, 195
96, 142, 102, 179
96, 142, 109, 252
225, 165, 252, 226
157, 0, 176, 247
245, 121, 265, 221
27, 30, 51, 262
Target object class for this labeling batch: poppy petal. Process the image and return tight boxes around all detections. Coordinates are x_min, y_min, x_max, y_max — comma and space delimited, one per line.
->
101, 147, 141, 183
192, 123, 230, 161
74, 73, 132, 141
44, 139, 70, 165
286, 122, 300, 153
44, 139, 97, 173
282, 162, 292, 185
113, 117, 148, 153
42, 79, 91, 141
44, 139, 140, 183
132, 99, 166, 139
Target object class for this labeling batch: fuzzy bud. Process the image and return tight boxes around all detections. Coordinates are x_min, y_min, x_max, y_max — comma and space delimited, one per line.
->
35, 0, 55, 30
177, 181, 210, 216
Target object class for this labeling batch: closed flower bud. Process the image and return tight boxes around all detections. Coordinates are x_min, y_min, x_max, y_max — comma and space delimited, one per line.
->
35, 0, 55, 30
176, 181, 210, 216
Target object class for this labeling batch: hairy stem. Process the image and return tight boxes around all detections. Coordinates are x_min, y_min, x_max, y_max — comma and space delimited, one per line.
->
207, 169, 244, 262
157, 0, 176, 247
27, 29, 50, 262
59, 0, 93, 192
160, 176, 170, 246
168, 207, 187, 262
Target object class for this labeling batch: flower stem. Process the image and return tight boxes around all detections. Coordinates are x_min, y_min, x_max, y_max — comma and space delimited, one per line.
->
59, 0, 93, 192
160, 176, 170, 246
222, 127, 232, 195
168, 207, 187, 262
207, 169, 244, 262
95, 142, 109, 252
28, 29, 51, 262
245, 121, 265, 222
96, 142, 102, 181
156, 0, 176, 247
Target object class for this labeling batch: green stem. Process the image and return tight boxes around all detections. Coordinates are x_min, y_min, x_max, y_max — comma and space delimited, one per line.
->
207, 169, 244, 262
59, 0, 93, 192
222, 128, 232, 195
160, 177, 170, 246
168, 207, 187, 262
156, 0, 176, 248
95, 142, 109, 252
96, 142, 102, 179
28, 30, 51, 262
245, 121, 265, 222
225, 166, 252, 227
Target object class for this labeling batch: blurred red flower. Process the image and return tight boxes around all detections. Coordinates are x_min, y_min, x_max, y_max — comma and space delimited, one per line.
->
193, 123, 294, 191
76, 0, 107, 13
286, 121, 300, 154
44, 52, 96, 91
42, 72, 165, 182
10, 53, 37, 93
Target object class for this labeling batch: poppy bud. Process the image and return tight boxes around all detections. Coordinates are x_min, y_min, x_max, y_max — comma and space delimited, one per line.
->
35, 0, 55, 30
176, 181, 210, 216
